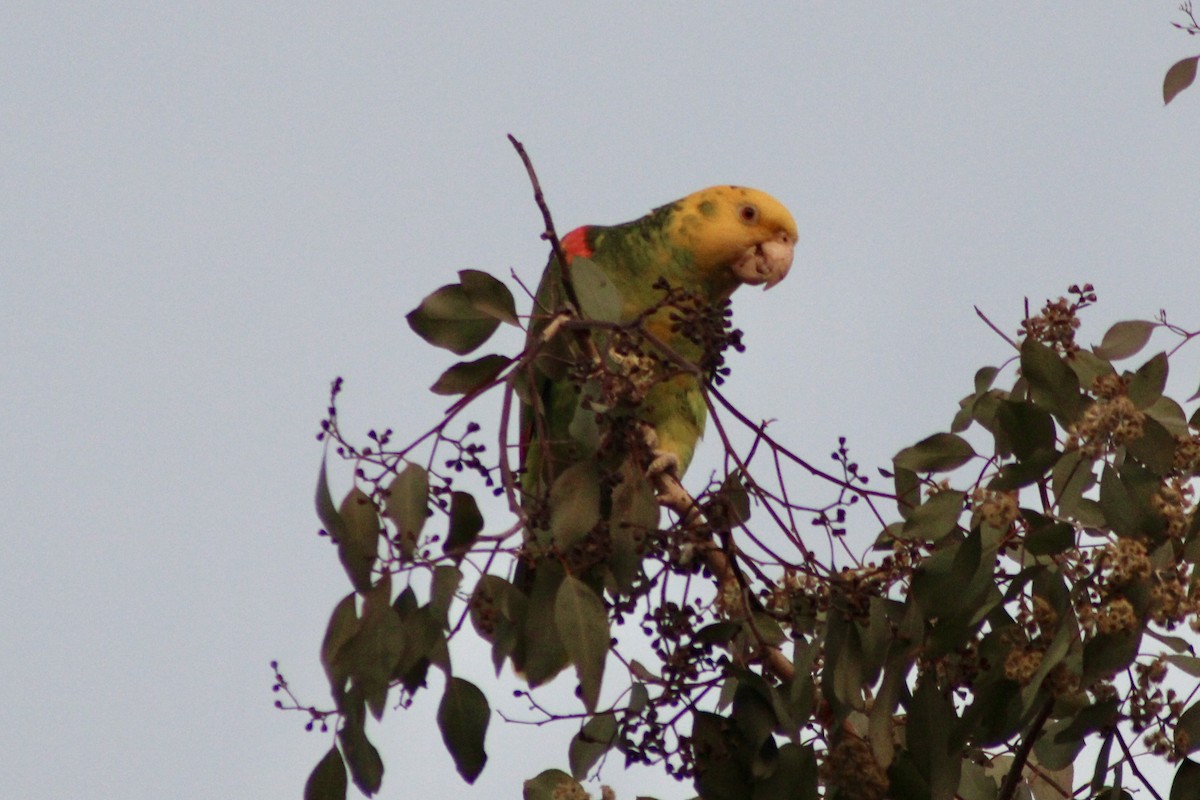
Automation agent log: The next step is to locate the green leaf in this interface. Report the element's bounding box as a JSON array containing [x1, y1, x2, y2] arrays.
[[431, 354, 511, 395], [335, 576, 405, 720], [1083, 631, 1140, 683], [1164, 55, 1200, 105], [304, 746, 348, 800], [907, 675, 959, 800], [1069, 349, 1117, 390], [1100, 462, 1165, 540], [956, 758, 997, 800], [1125, 416, 1177, 476], [1128, 352, 1169, 409], [438, 677, 490, 783], [995, 400, 1056, 462], [459, 269, 518, 325], [1052, 699, 1118, 748], [1028, 736, 1078, 792], [568, 713, 617, 780], [569, 257, 623, 322], [716, 471, 752, 527], [894, 466, 921, 520], [1172, 759, 1200, 800], [749, 612, 788, 647], [900, 490, 965, 542], [1089, 730, 1115, 795], [731, 682, 778, 771], [548, 460, 601, 549], [989, 458, 1056, 491], [753, 742, 819, 800], [468, 575, 525, 673], [429, 565, 462, 625], [523, 770, 582, 800], [975, 366, 1000, 393], [1147, 629, 1193, 654], [894, 433, 975, 473], [1020, 338, 1086, 422], [555, 576, 610, 712], [1093, 320, 1155, 360], [567, 397, 600, 455], [407, 283, 500, 355], [444, 491, 484, 559], [1099, 465, 1137, 539], [337, 715, 384, 796], [1177, 703, 1200, 756], [1026, 519, 1074, 557], [316, 456, 345, 540], [391, 604, 446, 692], [692, 711, 752, 800], [1146, 395, 1191, 436], [608, 466, 659, 595], [1166, 655, 1200, 678], [1051, 450, 1095, 520], [384, 463, 428, 563], [320, 592, 360, 700], [336, 488, 380, 593], [514, 561, 569, 686]]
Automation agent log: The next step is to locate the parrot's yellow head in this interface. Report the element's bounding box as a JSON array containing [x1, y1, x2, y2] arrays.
[[667, 186, 798, 296]]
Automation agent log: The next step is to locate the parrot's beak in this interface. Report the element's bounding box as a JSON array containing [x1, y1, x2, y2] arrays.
[[731, 232, 795, 289]]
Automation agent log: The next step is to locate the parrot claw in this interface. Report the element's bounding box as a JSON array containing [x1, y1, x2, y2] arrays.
[[640, 425, 679, 477], [640, 424, 691, 509], [646, 450, 681, 479]]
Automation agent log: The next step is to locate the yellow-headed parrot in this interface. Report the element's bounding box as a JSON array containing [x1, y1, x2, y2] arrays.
[[508, 186, 796, 686]]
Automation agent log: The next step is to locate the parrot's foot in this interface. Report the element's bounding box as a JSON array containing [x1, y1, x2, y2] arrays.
[[645, 450, 680, 479], [640, 425, 691, 510], [640, 425, 680, 478]]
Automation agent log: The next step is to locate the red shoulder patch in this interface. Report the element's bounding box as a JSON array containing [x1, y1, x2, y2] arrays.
[[560, 226, 593, 263]]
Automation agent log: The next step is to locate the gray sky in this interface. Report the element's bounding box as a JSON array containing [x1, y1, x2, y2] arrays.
[[4, 4, 1200, 799]]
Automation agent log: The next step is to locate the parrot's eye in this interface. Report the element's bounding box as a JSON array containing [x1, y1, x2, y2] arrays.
[[738, 204, 759, 224]]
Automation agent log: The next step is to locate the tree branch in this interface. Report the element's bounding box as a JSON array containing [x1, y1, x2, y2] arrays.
[[507, 134, 583, 314], [997, 699, 1055, 800]]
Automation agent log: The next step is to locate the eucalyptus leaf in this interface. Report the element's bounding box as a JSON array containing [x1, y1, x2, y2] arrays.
[[554, 576, 610, 712], [1093, 320, 1155, 360], [1171, 759, 1200, 800], [407, 283, 500, 355], [384, 463, 428, 563], [1128, 351, 1169, 409], [1020, 338, 1086, 422], [568, 713, 617, 780], [894, 432, 975, 473], [444, 491, 484, 559], [1164, 55, 1200, 105], [337, 487, 380, 593], [548, 460, 601, 549], [431, 354, 510, 395], [338, 715, 384, 796], [437, 677, 490, 783], [304, 746, 348, 800], [459, 269, 518, 325]]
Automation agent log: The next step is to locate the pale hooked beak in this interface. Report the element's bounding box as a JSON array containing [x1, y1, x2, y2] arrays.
[[730, 231, 796, 289]]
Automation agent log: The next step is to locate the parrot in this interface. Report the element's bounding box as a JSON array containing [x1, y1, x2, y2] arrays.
[[520, 185, 797, 498], [508, 185, 797, 687]]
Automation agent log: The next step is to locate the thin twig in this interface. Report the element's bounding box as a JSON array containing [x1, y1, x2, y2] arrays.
[[1114, 729, 1165, 800], [975, 305, 1020, 350], [997, 699, 1055, 800], [507, 134, 582, 313]]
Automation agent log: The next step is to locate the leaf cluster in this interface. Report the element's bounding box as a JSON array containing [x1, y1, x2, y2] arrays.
[[290, 248, 1200, 800]]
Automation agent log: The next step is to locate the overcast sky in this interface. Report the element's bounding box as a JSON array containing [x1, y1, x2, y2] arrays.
[[4, 4, 1200, 799]]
